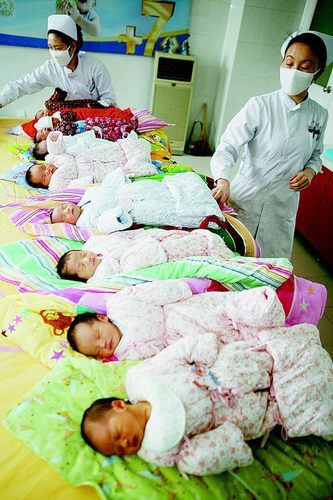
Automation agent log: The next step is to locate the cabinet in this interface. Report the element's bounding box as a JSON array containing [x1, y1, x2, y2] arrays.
[[296, 165, 333, 267], [151, 52, 196, 154]]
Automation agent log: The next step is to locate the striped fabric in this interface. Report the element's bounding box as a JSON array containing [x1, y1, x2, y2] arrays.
[[0, 236, 292, 298]]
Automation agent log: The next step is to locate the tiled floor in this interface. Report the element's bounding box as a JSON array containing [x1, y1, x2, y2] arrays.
[[180, 153, 333, 358]]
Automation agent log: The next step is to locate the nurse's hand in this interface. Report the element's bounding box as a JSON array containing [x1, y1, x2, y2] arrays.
[[212, 178, 230, 203], [289, 167, 315, 192]]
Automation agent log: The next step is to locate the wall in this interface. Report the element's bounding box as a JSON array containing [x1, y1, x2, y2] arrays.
[[0, 0, 330, 148], [0, 46, 154, 117], [212, 0, 308, 146]]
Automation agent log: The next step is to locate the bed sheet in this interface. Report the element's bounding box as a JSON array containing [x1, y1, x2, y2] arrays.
[[0, 118, 332, 499]]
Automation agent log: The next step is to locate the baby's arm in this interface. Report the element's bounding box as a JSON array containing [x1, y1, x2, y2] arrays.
[[223, 286, 285, 329], [138, 421, 252, 475], [176, 422, 253, 475], [46, 131, 67, 155], [109, 279, 193, 306]]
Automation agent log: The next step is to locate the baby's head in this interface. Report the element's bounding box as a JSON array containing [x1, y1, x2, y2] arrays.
[[25, 162, 57, 188], [77, 0, 95, 14], [33, 140, 48, 160], [35, 109, 49, 120], [81, 397, 144, 456], [57, 249, 102, 281], [67, 311, 122, 358], [51, 202, 82, 224], [35, 127, 53, 142]]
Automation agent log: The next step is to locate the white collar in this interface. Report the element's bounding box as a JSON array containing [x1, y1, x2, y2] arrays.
[[126, 376, 186, 453]]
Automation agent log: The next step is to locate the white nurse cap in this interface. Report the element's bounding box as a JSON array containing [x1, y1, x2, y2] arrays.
[[281, 31, 333, 66], [48, 14, 78, 41]]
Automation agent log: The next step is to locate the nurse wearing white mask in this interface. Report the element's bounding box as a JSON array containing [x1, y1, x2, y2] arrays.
[[211, 32, 332, 258], [0, 14, 116, 109]]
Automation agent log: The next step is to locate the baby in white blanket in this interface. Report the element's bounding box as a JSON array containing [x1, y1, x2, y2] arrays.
[[51, 170, 226, 233]]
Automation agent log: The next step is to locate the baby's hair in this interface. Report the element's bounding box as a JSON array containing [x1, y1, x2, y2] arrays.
[[57, 249, 86, 282], [81, 397, 129, 453], [33, 143, 47, 161], [67, 311, 99, 351], [25, 164, 47, 189]]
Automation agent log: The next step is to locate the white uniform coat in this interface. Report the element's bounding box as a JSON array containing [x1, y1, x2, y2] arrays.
[[211, 90, 328, 258], [0, 52, 116, 107]]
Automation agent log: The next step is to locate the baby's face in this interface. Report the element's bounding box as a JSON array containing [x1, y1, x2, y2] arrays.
[[35, 109, 49, 120], [29, 162, 57, 187], [84, 401, 144, 456], [36, 127, 52, 142], [66, 250, 101, 281], [74, 315, 122, 358], [52, 203, 82, 224], [77, 0, 94, 13]]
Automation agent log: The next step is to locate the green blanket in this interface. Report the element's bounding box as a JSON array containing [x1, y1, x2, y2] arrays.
[[5, 356, 333, 499], [0, 237, 292, 294]]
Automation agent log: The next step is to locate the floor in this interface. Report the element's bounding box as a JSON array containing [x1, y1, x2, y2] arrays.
[[180, 153, 333, 358]]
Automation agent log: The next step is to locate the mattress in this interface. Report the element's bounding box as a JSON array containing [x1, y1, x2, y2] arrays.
[[0, 118, 332, 499]]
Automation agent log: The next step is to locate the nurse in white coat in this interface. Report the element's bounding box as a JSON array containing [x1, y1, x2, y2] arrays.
[[211, 32, 331, 258], [0, 14, 116, 109]]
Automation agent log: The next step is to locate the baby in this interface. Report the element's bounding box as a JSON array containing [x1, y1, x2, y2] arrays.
[[56, 229, 235, 282], [67, 281, 287, 360], [66, 278, 327, 361], [50, 169, 228, 233], [81, 328, 333, 475], [26, 130, 155, 191], [67, 312, 122, 359]]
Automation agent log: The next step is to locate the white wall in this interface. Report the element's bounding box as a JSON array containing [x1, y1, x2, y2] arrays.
[[212, 0, 307, 146], [0, 46, 154, 117]]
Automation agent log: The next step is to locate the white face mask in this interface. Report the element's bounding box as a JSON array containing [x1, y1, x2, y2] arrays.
[[280, 67, 318, 96], [49, 45, 74, 67]]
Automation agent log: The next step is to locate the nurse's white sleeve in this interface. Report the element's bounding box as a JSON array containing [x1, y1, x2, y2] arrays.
[[93, 61, 117, 106], [0, 62, 52, 107], [304, 109, 328, 174], [210, 97, 260, 181]]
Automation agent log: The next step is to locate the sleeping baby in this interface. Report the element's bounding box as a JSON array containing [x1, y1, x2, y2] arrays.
[[67, 280, 286, 360], [25, 130, 156, 191], [66, 278, 327, 361], [80, 322, 332, 476], [56, 229, 234, 282], [50, 170, 228, 233]]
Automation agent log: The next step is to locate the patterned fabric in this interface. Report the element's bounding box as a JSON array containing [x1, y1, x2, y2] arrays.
[[106, 280, 286, 360], [45, 130, 156, 191], [0, 235, 292, 297], [84, 116, 138, 141], [45, 87, 106, 112], [85, 228, 234, 281], [126, 327, 333, 475], [4, 353, 333, 499]]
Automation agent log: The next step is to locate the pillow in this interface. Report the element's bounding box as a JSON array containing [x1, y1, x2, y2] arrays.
[[4, 356, 146, 499], [131, 108, 174, 133], [1, 161, 49, 192], [8, 124, 32, 139], [0, 292, 95, 368]]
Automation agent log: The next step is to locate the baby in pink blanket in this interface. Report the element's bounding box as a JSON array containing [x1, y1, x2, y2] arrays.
[[67, 277, 326, 361], [56, 228, 234, 282], [25, 130, 156, 191], [80, 323, 332, 475]]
